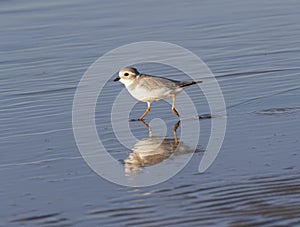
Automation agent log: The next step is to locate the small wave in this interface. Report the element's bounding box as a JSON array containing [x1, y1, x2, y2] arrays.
[[12, 86, 77, 97], [254, 107, 300, 115], [10, 213, 70, 226]]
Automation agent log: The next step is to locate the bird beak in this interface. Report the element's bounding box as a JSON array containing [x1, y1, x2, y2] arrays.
[[114, 77, 120, 82]]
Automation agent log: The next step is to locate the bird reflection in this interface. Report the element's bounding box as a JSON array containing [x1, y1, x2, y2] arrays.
[[124, 120, 198, 173]]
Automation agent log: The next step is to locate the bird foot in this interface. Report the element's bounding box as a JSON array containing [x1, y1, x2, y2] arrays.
[[172, 108, 180, 117]]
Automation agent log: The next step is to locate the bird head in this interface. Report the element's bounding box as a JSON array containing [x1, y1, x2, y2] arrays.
[[114, 67, 140, 86]]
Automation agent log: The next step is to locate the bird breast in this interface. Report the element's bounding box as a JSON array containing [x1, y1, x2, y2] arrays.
[[128, 85, 173, 102]]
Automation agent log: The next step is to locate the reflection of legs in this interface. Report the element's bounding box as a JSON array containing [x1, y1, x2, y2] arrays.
[[171, 94, 179, 117], [139, 119, 152, 137], [139, 102, 151, 120], [173, 121, 180, 146]]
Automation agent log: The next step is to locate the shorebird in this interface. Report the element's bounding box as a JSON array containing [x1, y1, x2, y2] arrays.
[[114, 67, 202, 120]]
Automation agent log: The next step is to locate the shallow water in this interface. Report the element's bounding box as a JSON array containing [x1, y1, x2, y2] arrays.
[[1, 0, 300, 226]]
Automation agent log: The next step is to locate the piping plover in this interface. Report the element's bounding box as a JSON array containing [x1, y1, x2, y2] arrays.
[[114, 67, 202, 120]]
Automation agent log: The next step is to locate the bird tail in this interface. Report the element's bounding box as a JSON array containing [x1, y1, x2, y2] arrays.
[[179, 80, 202, 88]]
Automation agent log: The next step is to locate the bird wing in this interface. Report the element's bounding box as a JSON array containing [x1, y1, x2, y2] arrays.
[[177, 81, 202, 87], [138, 74, 180, 90], [138, 74, 201, 89]]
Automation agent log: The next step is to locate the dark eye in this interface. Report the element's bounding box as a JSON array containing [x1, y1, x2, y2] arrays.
[[124, 73, 129, 76]]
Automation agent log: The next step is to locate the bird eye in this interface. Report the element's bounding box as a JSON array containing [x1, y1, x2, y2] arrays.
[[124, 73, 129, 76]]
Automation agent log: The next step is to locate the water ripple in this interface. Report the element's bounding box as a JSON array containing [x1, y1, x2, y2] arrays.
[[92, 172, 300, 226]]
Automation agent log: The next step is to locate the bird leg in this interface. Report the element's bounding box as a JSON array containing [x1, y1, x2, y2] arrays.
[[173, 121, 180, 146], [139, 102, 151, 120], [171, 94, 179, 117], [139, 119, 153, 137]]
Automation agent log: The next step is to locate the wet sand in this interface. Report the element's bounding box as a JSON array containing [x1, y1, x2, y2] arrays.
[[1, 0, 300, 226]]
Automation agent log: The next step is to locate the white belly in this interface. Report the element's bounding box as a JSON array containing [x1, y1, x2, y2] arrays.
[[128, 86, 176, 102]]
